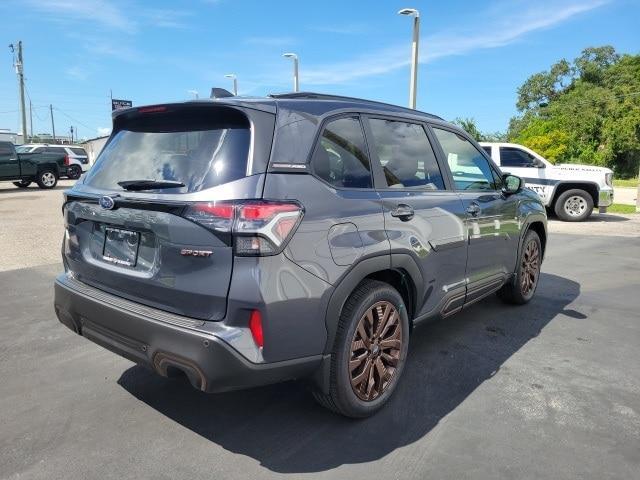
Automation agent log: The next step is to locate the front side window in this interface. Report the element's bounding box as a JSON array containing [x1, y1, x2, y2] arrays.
[[312, 117, 372, 189], [369, 119, 445, 190], [433, 128, 498, 191], [482, 146, 492, 156], [0, 143, 15, 156], [500, 147, 536, 167]]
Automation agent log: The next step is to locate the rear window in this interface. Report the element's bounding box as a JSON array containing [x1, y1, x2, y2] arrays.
[[69, 148, 87, 156], [84, 108, 251, 193]]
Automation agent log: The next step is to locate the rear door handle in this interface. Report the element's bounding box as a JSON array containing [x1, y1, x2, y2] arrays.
[[390, 204, 415, 221], [466, 202, 481, 217]]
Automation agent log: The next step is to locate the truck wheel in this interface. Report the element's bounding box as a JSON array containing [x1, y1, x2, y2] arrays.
[[67, 165, 81, 180], [498, 229, 542, 305], [312, 280, 409, 417], [13, 180, 32, 188], [36, 170, 58, 189], [554, 189, 593, 222]]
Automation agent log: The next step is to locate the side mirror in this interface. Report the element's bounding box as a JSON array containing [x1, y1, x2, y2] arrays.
[[502, 174, 523, 195]]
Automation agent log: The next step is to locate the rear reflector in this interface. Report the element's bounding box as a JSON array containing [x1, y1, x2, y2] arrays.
[[182, 200, 303, 256], [249, 310, 264, 348]]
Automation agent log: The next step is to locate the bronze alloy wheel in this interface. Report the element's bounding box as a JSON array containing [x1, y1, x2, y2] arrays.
[[521, 239, 540, 296], [349, 300, 403, 402]]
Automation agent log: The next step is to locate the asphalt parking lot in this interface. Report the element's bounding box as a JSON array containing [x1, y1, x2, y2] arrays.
[[1, 181, 639, 479]]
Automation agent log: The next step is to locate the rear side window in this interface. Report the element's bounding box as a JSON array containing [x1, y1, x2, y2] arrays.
[[499, 147, 536, 167], [368, 119, 444, 190], [312, 117, 372, 189], [70, 148, 87, 156], [433, 128, 499, 191], [84, 108, 251, 193]]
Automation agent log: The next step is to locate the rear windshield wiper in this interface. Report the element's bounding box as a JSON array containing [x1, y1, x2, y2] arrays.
[[117, 179, 185, 191]]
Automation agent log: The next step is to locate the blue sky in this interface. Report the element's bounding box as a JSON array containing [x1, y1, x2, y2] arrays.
[[1, 0, 638, 140]]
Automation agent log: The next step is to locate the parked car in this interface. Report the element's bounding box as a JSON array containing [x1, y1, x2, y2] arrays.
[[0, 140, 69, 188], [480, 142, 614, 222], [16, 144, 89, 180], [54, 94, 547, 417]]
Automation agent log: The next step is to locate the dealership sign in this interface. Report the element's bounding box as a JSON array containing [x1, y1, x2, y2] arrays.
[[111, 99, 132, 111]]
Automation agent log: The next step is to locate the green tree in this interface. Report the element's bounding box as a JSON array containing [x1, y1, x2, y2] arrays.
[[509, 46, 640, 177], [452, 117, 507, 143]]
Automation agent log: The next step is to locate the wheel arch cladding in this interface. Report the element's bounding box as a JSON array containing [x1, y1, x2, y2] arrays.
[[323, 254, 424, 355], [527, 221, 547, 259]]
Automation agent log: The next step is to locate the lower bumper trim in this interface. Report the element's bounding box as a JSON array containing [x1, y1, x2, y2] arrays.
[[54, 274, 322, 393]]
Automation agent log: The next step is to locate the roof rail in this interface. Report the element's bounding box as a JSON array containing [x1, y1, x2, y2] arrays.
[[268, 91, 443, 120]]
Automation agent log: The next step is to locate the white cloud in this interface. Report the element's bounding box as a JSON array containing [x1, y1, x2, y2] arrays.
[[24, 0, 136, 32], [141, 9, 193, 29], [301, 0, 611, 85], [65, 65, 89, 81], [97, 127, 112, 136]]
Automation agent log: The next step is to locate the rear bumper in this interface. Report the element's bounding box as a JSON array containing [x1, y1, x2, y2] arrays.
[[54, 273, 321, 393]]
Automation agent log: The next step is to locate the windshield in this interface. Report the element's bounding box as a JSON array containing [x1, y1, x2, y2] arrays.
[[84, 121, 251, 193]]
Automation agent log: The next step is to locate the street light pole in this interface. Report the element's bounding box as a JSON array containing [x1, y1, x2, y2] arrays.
[[225, 74, 238, 95], [283, 53, 299, 92], [398, 8, 420, 109]]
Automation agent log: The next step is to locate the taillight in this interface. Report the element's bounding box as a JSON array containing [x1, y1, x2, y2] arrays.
[[182, 200, 303, 256], [64, 154, 70, 166]]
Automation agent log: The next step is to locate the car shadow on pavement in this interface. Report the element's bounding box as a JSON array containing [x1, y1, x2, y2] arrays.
[[118, 272, 580, 474]]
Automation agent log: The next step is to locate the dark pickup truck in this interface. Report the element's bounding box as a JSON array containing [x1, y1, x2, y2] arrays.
[[0, 141, 70, 189]]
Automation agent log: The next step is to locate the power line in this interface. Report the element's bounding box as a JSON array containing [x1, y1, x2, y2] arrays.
[[53, 106, 96, 133]]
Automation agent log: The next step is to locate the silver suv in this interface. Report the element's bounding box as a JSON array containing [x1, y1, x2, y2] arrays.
[[54, 93, 547, 417], [17, 144, 88, 179]]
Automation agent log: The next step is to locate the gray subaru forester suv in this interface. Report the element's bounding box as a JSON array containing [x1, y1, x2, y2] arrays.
[[54, 92, 547, 417]]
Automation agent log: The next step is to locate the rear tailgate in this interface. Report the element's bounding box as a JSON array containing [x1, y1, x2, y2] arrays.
[[62, 103, 274, 320], [63, 197, 234, 320]]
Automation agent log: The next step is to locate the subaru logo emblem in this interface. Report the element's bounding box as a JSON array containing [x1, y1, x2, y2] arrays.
[[99, 196, 116, 210]]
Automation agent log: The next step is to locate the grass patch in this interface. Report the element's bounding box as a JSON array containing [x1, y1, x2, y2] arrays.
[[613, 178, 639, 188], [606, 203, 637, 214]]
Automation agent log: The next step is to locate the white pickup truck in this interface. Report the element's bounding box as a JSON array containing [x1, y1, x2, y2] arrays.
[[480, 142, 614, 221]]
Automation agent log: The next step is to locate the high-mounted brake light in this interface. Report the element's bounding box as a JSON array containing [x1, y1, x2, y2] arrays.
[[182, 200, 303, 256], [138, 106, 167, 114]]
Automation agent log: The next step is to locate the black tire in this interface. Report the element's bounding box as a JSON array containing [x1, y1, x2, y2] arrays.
[[13, 180, 31, 188], [554, 189, 593, 222], [67, 165, 82, 180], [498, 229, 542, 305], [36, 169, 58, 189], [312, 279, 410, 418]]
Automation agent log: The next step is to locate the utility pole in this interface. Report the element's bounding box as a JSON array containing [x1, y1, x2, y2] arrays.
[[13, 41, 28, 144], [50, 104, 56, 142], [29, 100, 33, 142], [70, 126, 74, 144]]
